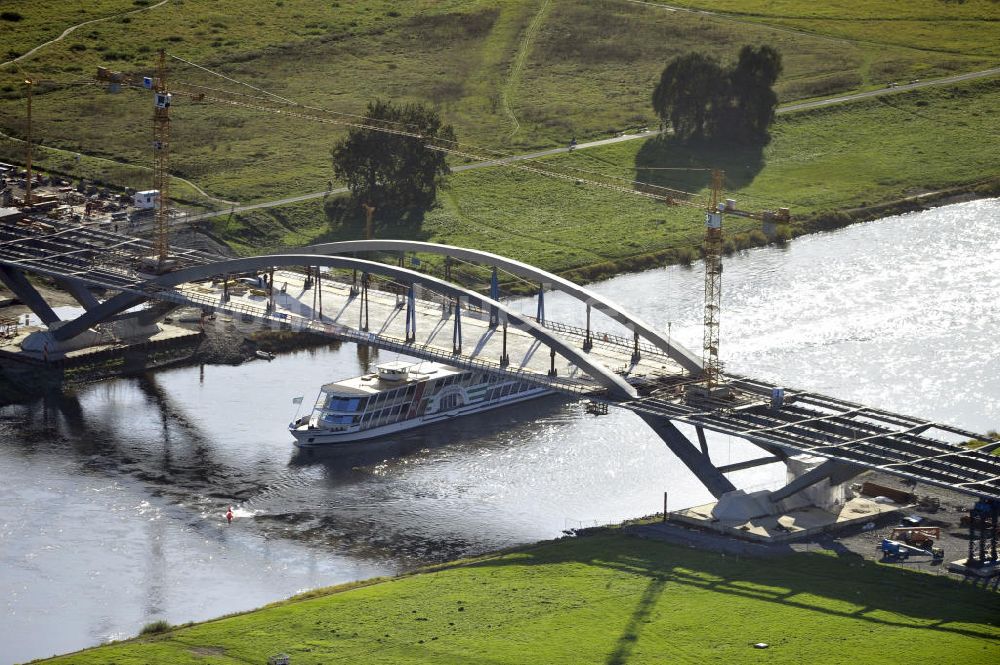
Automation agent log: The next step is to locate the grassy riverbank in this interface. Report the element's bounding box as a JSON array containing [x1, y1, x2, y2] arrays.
[[652, 0, 1000, 60], [1, 0, 996, 203], [39, 532, 1000, 664], [214, 76, 1000, 281]]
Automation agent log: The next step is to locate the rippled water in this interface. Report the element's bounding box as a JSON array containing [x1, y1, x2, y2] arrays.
[[1, 199, 997, 663]]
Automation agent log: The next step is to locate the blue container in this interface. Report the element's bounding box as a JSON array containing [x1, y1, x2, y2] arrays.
[[771, 387, 784, 409]]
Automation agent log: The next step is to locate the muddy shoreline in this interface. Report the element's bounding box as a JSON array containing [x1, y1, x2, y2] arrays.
[[0, 308, 338, 407]]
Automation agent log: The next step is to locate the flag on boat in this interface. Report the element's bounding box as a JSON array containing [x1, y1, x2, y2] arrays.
[[291, 396, 304, 405]]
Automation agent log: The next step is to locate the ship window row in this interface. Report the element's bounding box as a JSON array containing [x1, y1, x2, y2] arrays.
[[365, 384, 417, 411], [484, 381, 533, 401], [323, 396, 363, 413], [436, 373, 476, 388], [321, 413, 359, 425], [361, 403, 408, 429]]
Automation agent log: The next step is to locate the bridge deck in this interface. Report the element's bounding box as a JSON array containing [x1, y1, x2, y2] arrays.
[[618, 377, 1000, 500], [2, 218, 998, 500]]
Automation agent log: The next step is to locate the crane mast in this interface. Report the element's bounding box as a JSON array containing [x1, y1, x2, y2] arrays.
[[13, 65, 36, 208], [152, 49, 171, 269], [702, 169, 724, 391]]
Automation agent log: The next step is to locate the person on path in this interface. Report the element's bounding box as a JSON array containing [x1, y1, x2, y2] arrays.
[[226, 506, 234, 525]]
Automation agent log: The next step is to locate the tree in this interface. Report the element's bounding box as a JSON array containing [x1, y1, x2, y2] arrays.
[[331, 99, 456, 212], [651, 53, 723, 141], [652, 46, 782, 143], [728, 45, 783, 140]]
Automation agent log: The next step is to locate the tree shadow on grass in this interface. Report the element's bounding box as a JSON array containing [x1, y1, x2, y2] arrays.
[[634, 135, 766, 199], [464, 533, 1000, 659]]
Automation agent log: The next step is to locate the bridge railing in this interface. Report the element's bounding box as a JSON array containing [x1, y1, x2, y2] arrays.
[[314, 271, 679, 364], [534, 318, 677, 362], [146, 284, 605, 397]]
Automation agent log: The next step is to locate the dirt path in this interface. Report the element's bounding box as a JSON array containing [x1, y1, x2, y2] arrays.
[[0, 0, 172, 69], [501, 0, 551, 139]]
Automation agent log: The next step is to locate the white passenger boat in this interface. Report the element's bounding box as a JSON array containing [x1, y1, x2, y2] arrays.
[[289, 361, 552, 446]]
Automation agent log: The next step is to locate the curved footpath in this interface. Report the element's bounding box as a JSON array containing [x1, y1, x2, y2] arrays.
[[0, 0, 172, 69]]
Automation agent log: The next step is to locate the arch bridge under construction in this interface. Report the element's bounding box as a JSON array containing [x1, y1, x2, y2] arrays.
[[1, 217, 998, 548]]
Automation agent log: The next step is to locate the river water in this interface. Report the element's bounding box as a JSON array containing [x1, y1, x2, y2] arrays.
[[2, 199, 998, 663]]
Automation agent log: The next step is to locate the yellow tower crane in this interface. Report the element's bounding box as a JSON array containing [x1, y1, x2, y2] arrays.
[[11, 63, 42, 207], [151, 49, 172, 269], [695, 170, 790, 398], [96, 50, 174, 269], [22, 74, 34, 207], [701, 169, 725, 393]]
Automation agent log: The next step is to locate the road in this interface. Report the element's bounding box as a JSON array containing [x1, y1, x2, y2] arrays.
[[777, 66, 1000, 113], [182, 65, 999, 223]]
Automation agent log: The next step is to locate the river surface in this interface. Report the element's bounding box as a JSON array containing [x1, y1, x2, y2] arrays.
[[2, 199, 998, 663]]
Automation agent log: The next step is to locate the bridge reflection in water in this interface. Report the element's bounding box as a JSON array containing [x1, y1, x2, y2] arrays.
[[0, 219, 998, 510]]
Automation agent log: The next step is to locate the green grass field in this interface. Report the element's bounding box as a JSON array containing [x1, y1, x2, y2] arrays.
[[39, 533, 1000, 664], [1, 0, 996, 206], [216, 77, 1000, 281], [652, 0, 1000, 59]]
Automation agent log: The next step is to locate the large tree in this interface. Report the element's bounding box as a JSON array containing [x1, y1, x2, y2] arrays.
[[651, 53, 723, 141], [727, 45, 783, 140], [652, 46, 782, 143], [332, 99, 456, 212]]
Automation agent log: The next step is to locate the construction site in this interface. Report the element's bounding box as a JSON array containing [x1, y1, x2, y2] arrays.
[[2, 4, 1000, 661], [1, 45, 998, 582]]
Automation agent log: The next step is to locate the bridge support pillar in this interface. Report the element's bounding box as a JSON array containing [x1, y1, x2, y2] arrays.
[[452, 297, 462, 354], [500, 319, 509, 367], [638, 415, 736, 499], [268, 268, 275, 315], [316, 267, 322, 320], [695, 426, 709, 456], [359, 273, 369, 332], [0, 266, 60, 325], [489, 267, 499, 328], [404, 284, 416, 342], [50, 291, 149, 342], [55, 277, 100, 310], [766, 458, 863, 505], [536, 284, 545, 324]]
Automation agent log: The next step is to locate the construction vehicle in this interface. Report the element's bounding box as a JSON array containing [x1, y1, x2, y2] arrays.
[[878, 538, 944, 561], [890, 526, 940, 549]]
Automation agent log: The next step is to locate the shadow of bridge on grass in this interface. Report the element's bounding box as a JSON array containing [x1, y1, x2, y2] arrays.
[[463, 533, 1000, 664]]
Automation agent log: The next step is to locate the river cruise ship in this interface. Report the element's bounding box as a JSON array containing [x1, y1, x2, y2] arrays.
[[289, 361, 551, 446]]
